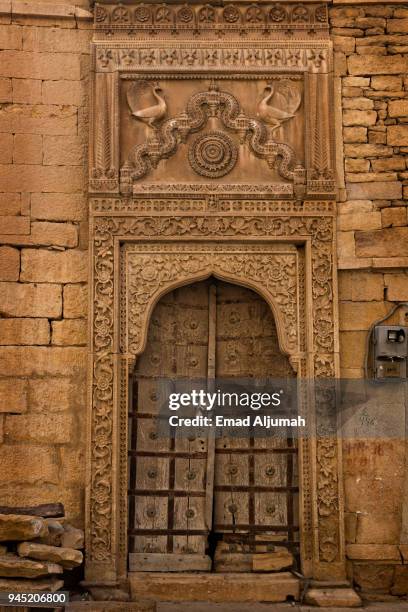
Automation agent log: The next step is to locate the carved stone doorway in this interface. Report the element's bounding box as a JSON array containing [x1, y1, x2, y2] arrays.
[[128, 278, 299, 573]]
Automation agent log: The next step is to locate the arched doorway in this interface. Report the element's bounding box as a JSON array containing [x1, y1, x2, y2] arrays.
[[128, 278, 299, 572]]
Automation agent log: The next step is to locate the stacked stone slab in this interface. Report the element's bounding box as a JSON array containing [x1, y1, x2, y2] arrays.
[[0, 505, 83, 593]]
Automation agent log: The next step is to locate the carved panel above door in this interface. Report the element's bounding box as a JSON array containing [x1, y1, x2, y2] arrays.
[[90, 1, 335, 199]]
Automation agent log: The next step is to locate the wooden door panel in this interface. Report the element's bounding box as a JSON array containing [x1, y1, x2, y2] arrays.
[[174, 458, 206, 491], [214, 491, 250, 528], [135, 457, 169, 490], [254, 493, 287, 526], [214, 454, 249, 487], [135, 418, 169, 452]]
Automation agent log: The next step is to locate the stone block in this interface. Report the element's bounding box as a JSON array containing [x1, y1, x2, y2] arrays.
[[389, 99, 408, 117], [337, 212, 381, 232], [388, 19, 408, 34], [0, 215, 29, 234], [371, 75, 402, 91], [17, 542, 83, 569], [4, 413, 74, 444], [356, 513, 400, 545], [30, 222, 78, 248], [60, 524, 84, 550], [20, 249, 87, 283], [388, 124, 408, 145], [334, 51, 347, 76], [13, 133, 42, 165], [0, 514, 48, 542], [353, 564, 394, 591], [345, 512, 357, 543], [338, 271, 384, 302], [63, 284, 87, 318], [343, 97, 374, 111], [347, 182, 402, 200], [31, 193, 86, 222], [339, 331, 366, 368], [345, 159, 369, 173], [35, 519, 64, 547], [42, 79, 85, 107], [0, 24, 21, 49], [344, 144, 393, 158], [355, 227, 408, 257], [0, 77, 11, 102], [332, 35, 355, 54], [339, 201, 373, 215], [28, 377, 84, 413], [339, 301, 388, 331], [43, 135, 85, 167], [2, 103, 77, 136], [343, 77, 370, 87], [337, 231, 355, 260], [346, 172, 397, 183], [343, 127, 367, 143], [343, 109, 377, 126], [0, 164, 85, 193], [0, 379, 27, 413], [0, 576, 63, 592], [51, 319, 87, 346], [0, 246, 19, 280], [347, 544, 401, 562], [348, 54, 408, 75], [391, 566, 408, 596], [0, 282, 61, 318], [304, 588, 361, 608], [0, 194, 20, 216], [59, 447, 86, 486], [0, 554, 61, 578], [22, 26, 91, 54], [381, 207, 407, 227], [371, 157, 406, 171], [0, 51, 81, 80], [384, 273, 408, 300], [12, 78, 41, 104], [0, 318, 50, 345], [0, 347, 87, 377]]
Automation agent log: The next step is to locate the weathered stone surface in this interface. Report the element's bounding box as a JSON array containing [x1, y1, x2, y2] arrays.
[[347, 182, 402, 200], [355, 227, 408, 257], [63, 284, 87, 318], [13, 133, 42, 164], [346, 172, 397, 183], [345, 159, 369, 173], [337, 231, 355, 260], [252, 548, 294, 572], [0, 554, 62, 578], [384, 273, 408, 300], [345, 512, 357, 543], [51, 319, 87, 346], [4, 413, 74, 444], [31, 193, 86, 222], [387, 124, 408, 146], [0, 576, 64, 592], [344, 144, 393, 158], [42, 80, 85, 107], [0, 51, 81, 81], [381, 207, 407, 227], [353, 564, 394, 591], [12, 78, 42, 104], [0, 246, 19, 280], [343, 109, 377, 126], [43, 134, 85, 166], [28, 377, 84, 413], [346, 544, 401, 561], [34, 519, 64, 547], [0, 193, 21, 216], [0, 282, 61, 318], [337, 212, 381, 231], [371, 75, 402, 90], [356, 512, 400, 545], [20, 249, 87, 283], [304, 587, 362, 607], [339, 331, 366, 368], [0, 379, 27, 414], [0, 504, 64, 519], [349, 54, 408, 75], [339, 200, 373, 215], [0, 445, 59, 486], [391, 566, 408, 596], [343, 127, 367, 143], [18, 541, 83, 569], [339, 302, 388, 331], [343, 76, 370, 87], [60, 524, 84, 550], [371, 157, 406, 171], [0, 215, 29, 235], [338, 271, 384, 301], [0, 514, 48, 542], [30, 221, 78, 248], [389, 99, 408, 117], [0, 318, 50, 345]]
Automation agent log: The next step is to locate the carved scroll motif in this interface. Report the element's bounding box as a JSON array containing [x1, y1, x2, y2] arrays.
[[121, 82, 302, 192], [91, 73, 118, 193]]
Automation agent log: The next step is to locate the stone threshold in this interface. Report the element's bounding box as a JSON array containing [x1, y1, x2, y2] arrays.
[[129, 571, 300, 603]]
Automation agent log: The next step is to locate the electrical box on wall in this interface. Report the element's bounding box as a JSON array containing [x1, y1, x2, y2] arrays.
[[373, 325, 408, 380]]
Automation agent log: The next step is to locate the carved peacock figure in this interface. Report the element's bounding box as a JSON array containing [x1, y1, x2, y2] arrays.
[[127, 81, 167, 128], [258, 81, 301, 132]]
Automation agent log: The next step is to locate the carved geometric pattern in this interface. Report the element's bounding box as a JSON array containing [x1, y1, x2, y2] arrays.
[[188, 131, 238, 178]]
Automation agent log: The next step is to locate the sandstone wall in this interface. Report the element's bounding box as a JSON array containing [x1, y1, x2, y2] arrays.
[[332, 3, 408, 597], [0, 2, 92, 525]]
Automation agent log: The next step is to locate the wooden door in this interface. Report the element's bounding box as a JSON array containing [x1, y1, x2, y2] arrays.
[[128, 279, 298, 571]]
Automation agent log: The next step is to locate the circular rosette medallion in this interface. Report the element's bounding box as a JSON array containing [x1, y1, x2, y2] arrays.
[[188, 131, 238, 178]]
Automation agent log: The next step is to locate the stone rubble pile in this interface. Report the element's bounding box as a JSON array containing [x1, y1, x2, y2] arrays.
[[0, 504, 84, 593]]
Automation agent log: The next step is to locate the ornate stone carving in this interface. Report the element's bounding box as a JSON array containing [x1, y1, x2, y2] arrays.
[[121, 82, 300, 192], [188, 131, 238, 178]]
